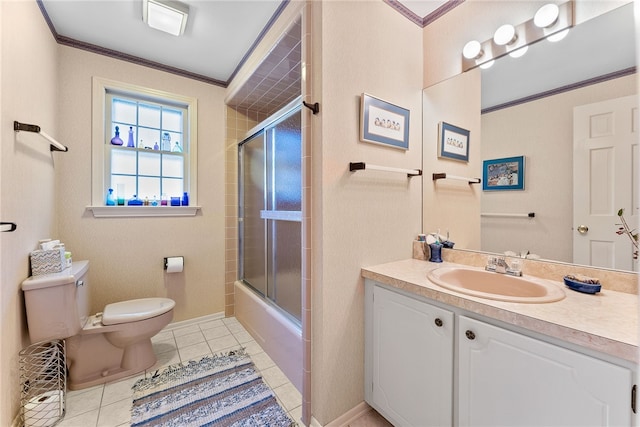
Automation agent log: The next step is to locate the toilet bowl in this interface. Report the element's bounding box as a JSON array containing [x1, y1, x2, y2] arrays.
[[22, 261, 175, 390]]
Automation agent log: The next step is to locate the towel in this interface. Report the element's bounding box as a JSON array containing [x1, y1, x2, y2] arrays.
[[565, 274, 600, 284]]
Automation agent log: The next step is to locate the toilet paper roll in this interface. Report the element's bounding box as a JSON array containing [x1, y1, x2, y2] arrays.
[[164, 256, 184, 273], [23, 390, 63, 427]]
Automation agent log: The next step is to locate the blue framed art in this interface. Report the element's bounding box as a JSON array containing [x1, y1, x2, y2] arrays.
[[360, 93, 410, 150], [438, 122, 470, 162], [482, 156, 525, 191]]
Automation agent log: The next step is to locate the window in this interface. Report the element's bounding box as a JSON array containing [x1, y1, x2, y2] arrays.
[[90, 77, 198, 217]]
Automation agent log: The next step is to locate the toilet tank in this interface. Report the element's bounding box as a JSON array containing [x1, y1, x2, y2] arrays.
[[22, 260, 90, 343]]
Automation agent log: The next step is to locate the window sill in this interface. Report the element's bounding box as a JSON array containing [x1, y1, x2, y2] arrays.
[[87, 206, 200, 218]]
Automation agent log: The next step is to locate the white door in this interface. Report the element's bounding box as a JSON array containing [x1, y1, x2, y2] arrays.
[[458, 316, 633, 427], [573, 95, 638, 271]]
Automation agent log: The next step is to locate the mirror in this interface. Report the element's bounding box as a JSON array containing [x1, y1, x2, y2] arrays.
[[423, 2, 638, 272]]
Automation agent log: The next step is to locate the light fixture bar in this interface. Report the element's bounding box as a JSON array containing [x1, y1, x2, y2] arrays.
[[462, 0, 573, 72], [143, 0, 189, 36]]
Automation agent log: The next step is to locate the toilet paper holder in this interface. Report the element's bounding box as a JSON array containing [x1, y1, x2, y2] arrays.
[[164, 256, 184, 272]]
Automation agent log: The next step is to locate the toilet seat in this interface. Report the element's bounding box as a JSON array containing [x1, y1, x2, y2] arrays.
[[102, 298, 175, 325]]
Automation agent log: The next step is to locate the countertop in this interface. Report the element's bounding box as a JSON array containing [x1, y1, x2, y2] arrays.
[[362, 258, 638, 364]]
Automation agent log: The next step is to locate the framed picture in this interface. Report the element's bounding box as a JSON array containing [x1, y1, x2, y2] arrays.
[[482, 156, 525, 191], [438, 122, 470, 162], [360, 93, 410, 150]]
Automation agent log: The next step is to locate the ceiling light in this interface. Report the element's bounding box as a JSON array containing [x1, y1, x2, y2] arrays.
[[547, 28, 569, 42], [143, 0, 189, 36], [463, 40, 483, 59], [534, 4, 560, 28], [494, 24, 517, 46], [509, 45, 528, 58]]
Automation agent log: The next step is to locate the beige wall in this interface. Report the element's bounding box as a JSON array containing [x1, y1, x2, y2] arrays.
[[311, 1, 423, 423], [481, 74, 637, 262], [56, 46, 227, 322], [1, 1, 59, 424]]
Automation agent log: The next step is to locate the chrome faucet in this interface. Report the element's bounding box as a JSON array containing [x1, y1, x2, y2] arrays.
[[485, 256, 522, 277]]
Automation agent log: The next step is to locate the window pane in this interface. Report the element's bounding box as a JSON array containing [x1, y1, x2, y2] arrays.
[[160, 131, 184, 152], [139, 104, 161, 128], [162, 177, 183, 198], [139, 151, 161, 176], [269, 111, 301, 211], [111, 148, 136, 175], [138, 127, 160, 150], [112, 98, 136, 125], [162, 108, 182, 132], [162, 154, 184, 178], [138, 177, 161, 200]]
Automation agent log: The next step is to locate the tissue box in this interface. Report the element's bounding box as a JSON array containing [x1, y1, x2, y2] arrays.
[[30, 249, 65, 276]]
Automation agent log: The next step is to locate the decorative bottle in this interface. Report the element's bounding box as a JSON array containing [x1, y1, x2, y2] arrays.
[[110, 126, 123, 145], [127, 127, 135, 147], [172, 141, 182, 152], [106, 188, 115, 206], [162, 132, 171, 151], [153, 141, 159, 150], [181, 192, 189, 206]]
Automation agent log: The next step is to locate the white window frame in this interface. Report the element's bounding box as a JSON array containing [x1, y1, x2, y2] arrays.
[[88, 77, 199, 217]]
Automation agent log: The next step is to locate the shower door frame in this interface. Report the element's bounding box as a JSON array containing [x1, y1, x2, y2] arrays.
[[238, 97, 303, 327]]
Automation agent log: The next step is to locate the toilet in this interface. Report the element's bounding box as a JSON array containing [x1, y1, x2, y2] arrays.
[[21, 260, 175, 390]]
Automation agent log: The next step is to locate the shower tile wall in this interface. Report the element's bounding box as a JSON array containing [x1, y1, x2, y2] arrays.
[[225, 106, 258, 317]]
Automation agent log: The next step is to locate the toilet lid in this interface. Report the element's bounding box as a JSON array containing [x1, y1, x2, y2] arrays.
[[102, 298, 175, 325]]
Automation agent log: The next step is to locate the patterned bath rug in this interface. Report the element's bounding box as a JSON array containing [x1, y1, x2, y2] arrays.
[[130, 348, 297, 427]]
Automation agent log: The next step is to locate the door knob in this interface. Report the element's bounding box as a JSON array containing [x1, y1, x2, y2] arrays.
[[577, 225, 589, 234]]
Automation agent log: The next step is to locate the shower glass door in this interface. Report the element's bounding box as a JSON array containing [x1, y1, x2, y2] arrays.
[[239, 107, 302, 323]]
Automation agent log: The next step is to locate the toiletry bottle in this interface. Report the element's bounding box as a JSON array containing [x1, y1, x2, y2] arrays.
[[106, 188, 115, 206], [127, 127, 135, 147], [110, 126, 123, 145], [182, 192, 189, 206]]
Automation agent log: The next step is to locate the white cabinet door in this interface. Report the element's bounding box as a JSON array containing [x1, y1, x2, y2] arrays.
[[369, 285, 454, 427], [458, 316, 633, 427]]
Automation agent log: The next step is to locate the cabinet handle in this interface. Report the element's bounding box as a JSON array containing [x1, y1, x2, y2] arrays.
[[434, 318, 443, 327], [465, 330, 476, 340]]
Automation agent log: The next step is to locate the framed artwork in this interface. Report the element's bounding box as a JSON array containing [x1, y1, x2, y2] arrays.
[[438, 122, 470, 162], [482, 156, 525, 191], [360, 93, 410, 150]]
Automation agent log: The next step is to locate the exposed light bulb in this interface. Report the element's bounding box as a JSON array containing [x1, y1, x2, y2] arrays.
[[534, 4, 560, 28], [479, 60, 495, 70], [463, 40, 483, 59], [494, 24, 517, 46], [547, 28, 569, 42], [509, 45, 528, 58]]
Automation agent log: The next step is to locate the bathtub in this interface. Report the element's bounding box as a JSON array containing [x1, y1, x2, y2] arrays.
[[234, 281, 302, 392]]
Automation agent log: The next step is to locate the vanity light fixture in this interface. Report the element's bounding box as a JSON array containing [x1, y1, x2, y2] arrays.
[[461, 0, 573, 72], [509, 45, 529, 58], [534, 3, 560, 28], [463, 40, 484, 60], [493, 24, 517, 46], [143, 0, 189, 36]]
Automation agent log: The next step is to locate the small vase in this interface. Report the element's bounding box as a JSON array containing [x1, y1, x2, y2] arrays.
[[110, 126, 123, 146], [127, 127, 135, 147], [429, 243, 443, 263]]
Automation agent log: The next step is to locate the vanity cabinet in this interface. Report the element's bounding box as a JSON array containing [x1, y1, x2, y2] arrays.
[[458, 316, 633, 427], [365, 284, 454, 427], [365, 280, 636, 427]]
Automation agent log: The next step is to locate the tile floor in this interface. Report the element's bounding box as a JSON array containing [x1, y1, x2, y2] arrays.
[[58, 316, 302, 427]]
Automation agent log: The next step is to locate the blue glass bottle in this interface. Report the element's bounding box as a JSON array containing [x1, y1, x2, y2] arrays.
[[106, 188, 115, 206], [110, 126, 123, 145], [127, 127, 135, 147], [181, 192, 189, 206]]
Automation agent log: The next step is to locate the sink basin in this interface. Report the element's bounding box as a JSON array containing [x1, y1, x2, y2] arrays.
[[427, 267, 565, 303]]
